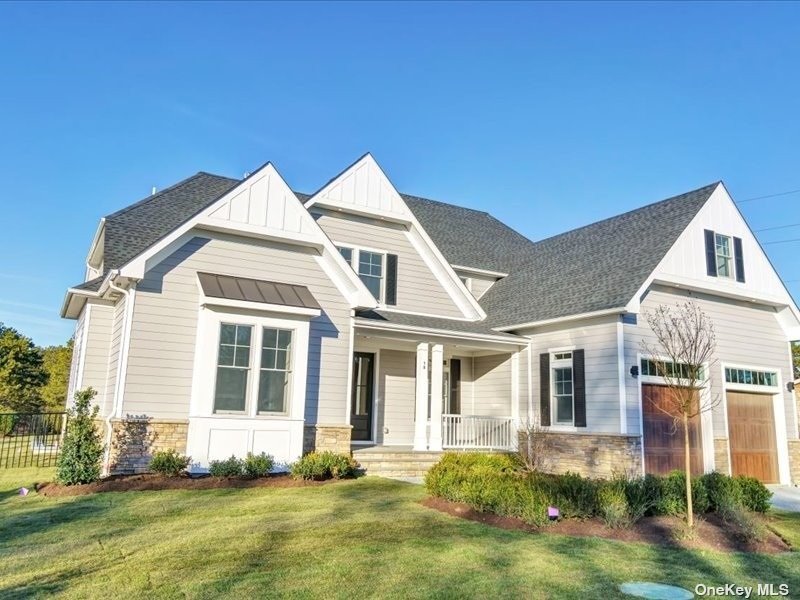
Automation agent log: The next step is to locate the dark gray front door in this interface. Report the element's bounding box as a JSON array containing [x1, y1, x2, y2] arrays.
[[351, 352, 375, 441]]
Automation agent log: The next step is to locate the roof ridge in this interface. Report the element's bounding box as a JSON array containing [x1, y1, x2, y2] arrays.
[[530, 181, 721, 248], [105, 172, 232, 220]]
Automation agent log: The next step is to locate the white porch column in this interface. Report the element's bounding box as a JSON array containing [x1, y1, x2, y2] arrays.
[[511, 350, 520, 424], [413, 342, 430, 451], [429, 344, 444, 451]]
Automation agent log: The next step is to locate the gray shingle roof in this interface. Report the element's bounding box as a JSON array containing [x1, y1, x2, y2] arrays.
[[355, 310, 525, 342], [402, 194, 534, 273], [70, 275, 104, 292], [73, 165, 720, 333], [104, 172, 239, 270], [480, 183, 720, 328]]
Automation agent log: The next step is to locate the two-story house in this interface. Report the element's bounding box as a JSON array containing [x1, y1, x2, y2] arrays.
[[62, 154, 800, 484]]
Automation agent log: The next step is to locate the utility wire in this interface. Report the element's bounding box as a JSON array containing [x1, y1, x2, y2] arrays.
[[754, 223, 800, 233], [737, 188, 800, 203], [762, 237, 800, 245]]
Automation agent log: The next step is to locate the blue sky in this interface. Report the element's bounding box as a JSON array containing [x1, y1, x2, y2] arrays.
[[1, 2, 799, 346]]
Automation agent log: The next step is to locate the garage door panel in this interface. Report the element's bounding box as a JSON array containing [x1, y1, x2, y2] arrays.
[[727, 391, 779, 483], [642, 384, 704, 476]]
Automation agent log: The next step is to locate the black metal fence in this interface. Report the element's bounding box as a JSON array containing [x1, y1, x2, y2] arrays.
[[0, 412, 67, 468]]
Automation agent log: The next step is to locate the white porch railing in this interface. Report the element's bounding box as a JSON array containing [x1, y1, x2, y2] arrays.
[[441, 414, 517, 451]]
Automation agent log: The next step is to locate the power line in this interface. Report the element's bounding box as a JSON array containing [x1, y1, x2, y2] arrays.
[[754, 223, 800, 233], [762, 237, 800, 245], [737, 188, 800, 203]]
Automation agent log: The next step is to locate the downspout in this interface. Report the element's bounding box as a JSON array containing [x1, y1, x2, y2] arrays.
[[102, 273, 133, 475]]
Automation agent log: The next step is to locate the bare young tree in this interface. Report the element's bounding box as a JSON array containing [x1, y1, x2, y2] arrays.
[[518, 416, 553, 473], [641, 301, 719, 528]]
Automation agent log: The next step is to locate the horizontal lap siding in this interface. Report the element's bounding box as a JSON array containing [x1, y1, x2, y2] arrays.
[[629, 285, 797, 440], [314, 211, 463, 318], [81, 304, 113, 413], [528, 319, 621, 434], [124, 234, 351, 423], [102, 298, 126, 418], [378, 350, 415, 445], [472, 354, 512, 417]]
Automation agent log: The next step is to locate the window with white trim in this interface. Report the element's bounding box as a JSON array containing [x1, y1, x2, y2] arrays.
[[641, 358, 703, 380], [551, 352, 574, 425], [715, 233, 733, 278], [213, 323, 293, 415], [725, 367, 778, 388], [358, 250, 383, 300], [337, 246, 353, 266]]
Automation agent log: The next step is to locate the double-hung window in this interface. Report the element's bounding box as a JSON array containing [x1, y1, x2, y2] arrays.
[[551, 352, 574, 426], [337, 245, 385, 302], [715, 233, 733, 278], [213, 324, 293, 415]]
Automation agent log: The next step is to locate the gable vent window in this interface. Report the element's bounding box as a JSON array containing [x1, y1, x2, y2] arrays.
[[705, 230, 745, 282]]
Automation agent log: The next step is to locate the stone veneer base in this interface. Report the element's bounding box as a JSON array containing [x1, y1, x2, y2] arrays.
[[521, 431, 643, 479], [713, 438, 731, 475], [108, 417, 189, 474], [789, 439, 800, 485], [303, 424, 353, 455]]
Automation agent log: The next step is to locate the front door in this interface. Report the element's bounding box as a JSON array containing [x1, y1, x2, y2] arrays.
[[351, 352, 375, 441]]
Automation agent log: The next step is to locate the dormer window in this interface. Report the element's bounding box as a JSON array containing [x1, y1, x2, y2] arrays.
[[704, 230, 745, 283], [336, 244, 397, 305]]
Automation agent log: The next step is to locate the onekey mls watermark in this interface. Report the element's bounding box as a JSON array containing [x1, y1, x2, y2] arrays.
[[695, 583, 790, 598]]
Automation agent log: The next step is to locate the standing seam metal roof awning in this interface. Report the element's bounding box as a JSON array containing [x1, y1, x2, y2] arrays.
[[197, 272, 321, 309]]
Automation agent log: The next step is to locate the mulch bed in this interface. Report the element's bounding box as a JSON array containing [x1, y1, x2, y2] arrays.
[[36, 473, 329, 497], [421, 496, 791, 554]]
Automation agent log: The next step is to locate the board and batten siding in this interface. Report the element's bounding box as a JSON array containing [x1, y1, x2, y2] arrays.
[[472, 353, 512, 417], [523, 316, 621, 434], [80, 302, 114, 415], [123, 232, 352, 424], [377, 349, 416, 445], [626, 285, 798, 440], [313, 210, 463, 318]]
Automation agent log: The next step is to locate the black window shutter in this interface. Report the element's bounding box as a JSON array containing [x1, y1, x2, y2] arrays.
[[733, 237, 745, 283], [385, 254, 398, 305], [573, 349, 586, 427], [450, 359, 461, 415], [539, 353, 551, 426], [704, 230, 717, 277]]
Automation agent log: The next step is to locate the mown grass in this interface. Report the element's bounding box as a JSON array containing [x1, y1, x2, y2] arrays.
[[0, 468, 798, 599]]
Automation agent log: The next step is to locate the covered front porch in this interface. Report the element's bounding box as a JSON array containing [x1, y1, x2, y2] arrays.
[[349, 320, 528, 454]]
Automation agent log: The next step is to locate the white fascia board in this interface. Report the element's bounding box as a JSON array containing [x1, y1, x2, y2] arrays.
[[114, 161, 376, 310], [354, 319, 526, 346], [85, 218, 105, 268], [495, 307, 625, 332], [451, 265, 509, 279], [304, 153, 485, 320], [200, 297, 321, 318]]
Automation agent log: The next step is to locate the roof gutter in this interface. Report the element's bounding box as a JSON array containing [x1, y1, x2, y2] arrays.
[[494, 307, 626, 332], [354, 318, 526, 346]]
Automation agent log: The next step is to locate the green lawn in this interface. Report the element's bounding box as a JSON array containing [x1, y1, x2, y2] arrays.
[[1, 468, 798, 599]]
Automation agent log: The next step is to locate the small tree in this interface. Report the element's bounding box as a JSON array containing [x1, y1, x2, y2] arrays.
[[641, 301, 719, 528], [56, 387, 104, 485], [518, 417, 553, 473]]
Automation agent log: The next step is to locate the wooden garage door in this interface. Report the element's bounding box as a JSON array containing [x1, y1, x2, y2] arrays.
[[727, 391, 779, 483], [642, 384, 704, 476]]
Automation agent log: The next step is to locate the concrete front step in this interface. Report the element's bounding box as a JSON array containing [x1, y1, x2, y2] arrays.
[[352, 448, 443, 478]]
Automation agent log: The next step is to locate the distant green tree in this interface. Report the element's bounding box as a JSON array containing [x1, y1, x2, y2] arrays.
[[0, 323, 47, 412], [41, 339, 73, 411], [793, 342, 799, 380]]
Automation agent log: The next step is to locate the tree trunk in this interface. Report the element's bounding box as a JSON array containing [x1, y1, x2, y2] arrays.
[[683, 412, 694, 528]]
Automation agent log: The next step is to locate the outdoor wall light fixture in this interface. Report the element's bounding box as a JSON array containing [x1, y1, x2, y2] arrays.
[[788, 382, 796, 392], [630, 365, 639, 378]]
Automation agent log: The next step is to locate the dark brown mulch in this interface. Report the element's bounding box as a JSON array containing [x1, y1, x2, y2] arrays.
[[36, 473, 329, 497], [421, 496, 791, 554]]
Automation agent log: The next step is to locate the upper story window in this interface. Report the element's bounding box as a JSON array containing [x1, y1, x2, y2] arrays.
[[705, 229, 745, 283], [338, 246, 353, 264], [715, 233, 733, 278], [551, 352, 574, 425], [336, 245, 387, 303]]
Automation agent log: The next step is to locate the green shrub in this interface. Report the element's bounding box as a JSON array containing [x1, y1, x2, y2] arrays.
[[534, 471, 598, 519], [209, 455, 244, 477], [56, 388, 104, 485], [702, 471, 742, 513], [243, 452, 274, 478], [291, 451, 357, 480], [656, 471, 688, 516], [0, 414, 16, 437], [721, 503, 768, 543], [149, 449, 190, 477], [734, 476, 772, 513], [624, 474, 660, 521], [598, 481, 630, 528]]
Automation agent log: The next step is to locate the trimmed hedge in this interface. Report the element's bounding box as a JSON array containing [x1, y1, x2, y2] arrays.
[[149, 449, 191, 477], [208, 452, 274, 478], [425, 452, 772, 526], [291, 451, 357, 480]]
